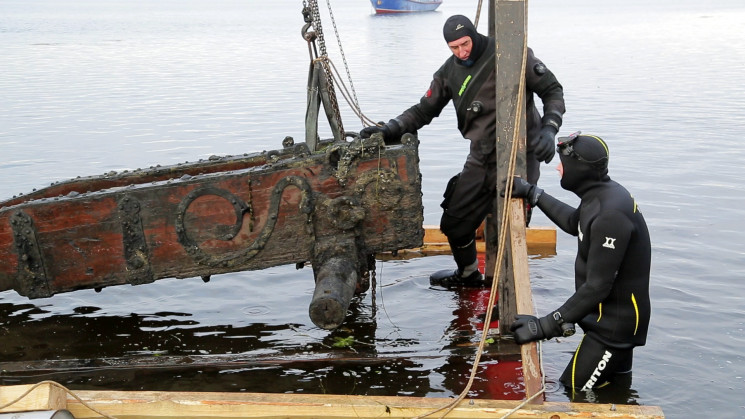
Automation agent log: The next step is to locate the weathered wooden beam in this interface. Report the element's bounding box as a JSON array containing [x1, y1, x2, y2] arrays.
[[386, 224, 554, 258], [69, 391, 666, 418], [0, 386, 659, 419], [489, 0, 529, 331], [0, 383, 666, 418], [488, 0, 545, 403], [0, 383, 67, 413], [509, 200, 543, 398]]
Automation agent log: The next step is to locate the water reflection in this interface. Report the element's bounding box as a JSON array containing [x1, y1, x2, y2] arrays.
[[0, 285, 532, 399], [562, 373, 640, 406]]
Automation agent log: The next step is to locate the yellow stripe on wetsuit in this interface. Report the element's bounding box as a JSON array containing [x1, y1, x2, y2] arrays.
[[585, 134, 609, 158], [597, 295, 640, 335], [570, 335, 585, 399], [632, 293, 639, 335], [458, 75, 472, 96]]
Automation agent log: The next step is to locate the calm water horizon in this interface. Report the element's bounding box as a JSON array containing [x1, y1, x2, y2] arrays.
[[2, 0, 744, 417]]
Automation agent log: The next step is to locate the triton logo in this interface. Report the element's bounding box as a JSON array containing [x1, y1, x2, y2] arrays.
[[581, 350, 613, 391], [455, 24, 464, 30], [603, 237, 616, 249]]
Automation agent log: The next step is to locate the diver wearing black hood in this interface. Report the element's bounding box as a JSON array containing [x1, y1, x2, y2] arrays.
[[359, 15, 566, 287], [441, 14, 488, 67], [508, 133, 651, 394]]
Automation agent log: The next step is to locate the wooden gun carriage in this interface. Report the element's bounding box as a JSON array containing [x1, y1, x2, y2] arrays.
[[0, 134, 424, 330]]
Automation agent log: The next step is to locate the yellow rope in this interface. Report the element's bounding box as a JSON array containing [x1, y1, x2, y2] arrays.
[[0, 380, 118, 418]]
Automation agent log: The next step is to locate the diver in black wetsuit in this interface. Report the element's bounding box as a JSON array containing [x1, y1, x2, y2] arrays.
[[507, 132, 651, 394]]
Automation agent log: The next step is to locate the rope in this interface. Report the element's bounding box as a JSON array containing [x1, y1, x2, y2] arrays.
[[0, 380, 118, 419], [304, 0, 384, 133], [412, 0, 547, 417], [314, 56, 378, 126], [474, 0, 485, 29]]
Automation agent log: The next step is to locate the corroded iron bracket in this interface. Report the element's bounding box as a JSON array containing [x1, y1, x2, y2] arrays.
[[326, 136, 385, 185], [10, 210, 51, 298], [176, 177, 314, 268], [118, 196, 155, 285]]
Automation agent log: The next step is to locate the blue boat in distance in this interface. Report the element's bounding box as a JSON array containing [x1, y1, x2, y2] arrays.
[[371, 0, 443, 14]]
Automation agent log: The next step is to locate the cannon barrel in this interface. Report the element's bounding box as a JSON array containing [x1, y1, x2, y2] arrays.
[[308, 257, 357, 330]]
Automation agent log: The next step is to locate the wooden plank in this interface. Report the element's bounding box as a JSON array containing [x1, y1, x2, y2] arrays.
[[0, 383, 67, 413], [0, 350, 515, 378], [389, 224, 554, 258], [58, 389, 665, 419], [489, 0, 545, 403], [510, 200, 543, 398], [424, 224, 555, 249]]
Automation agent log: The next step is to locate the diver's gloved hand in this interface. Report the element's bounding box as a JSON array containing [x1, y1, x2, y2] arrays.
[[510, 314, 563, 344], [359, 119, 402, 144], [532, 125, 558, 163], [505, 176, 543, 206]]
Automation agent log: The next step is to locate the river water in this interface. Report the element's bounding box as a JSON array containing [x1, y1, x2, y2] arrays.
[[1, 0, 744, 417]]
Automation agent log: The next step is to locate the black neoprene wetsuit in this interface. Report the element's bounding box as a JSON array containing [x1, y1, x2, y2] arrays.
[[536, 179, 652, 349]]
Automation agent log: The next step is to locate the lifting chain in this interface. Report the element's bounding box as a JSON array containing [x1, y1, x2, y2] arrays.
[[322, 0, 363, 126], [302, 0, 345, 136]]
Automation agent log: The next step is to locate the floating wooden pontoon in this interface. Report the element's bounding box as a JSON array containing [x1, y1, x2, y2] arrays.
[[0, 383, 665, 418]]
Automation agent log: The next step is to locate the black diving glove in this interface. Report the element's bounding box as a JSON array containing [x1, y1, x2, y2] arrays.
[[510, 313, 564, 344], [532, 125, 558, 163], [507, 176, 543, 206], [359, 119, 402, 144]]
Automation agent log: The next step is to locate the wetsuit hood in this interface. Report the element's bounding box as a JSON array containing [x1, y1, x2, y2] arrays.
[[559, 134, 611, 196], [443, 15, 488, 67]]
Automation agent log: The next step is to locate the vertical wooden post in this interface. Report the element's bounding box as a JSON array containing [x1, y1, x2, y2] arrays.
[[487, 0, 527, 336], [486, 0, 544, 400]]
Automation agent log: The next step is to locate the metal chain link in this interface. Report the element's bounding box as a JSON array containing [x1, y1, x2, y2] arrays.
[[324, 0, 363, 126], [306, 0, 344, 136]]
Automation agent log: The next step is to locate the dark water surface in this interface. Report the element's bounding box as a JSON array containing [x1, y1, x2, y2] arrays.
[[2, 0, 744, 417]]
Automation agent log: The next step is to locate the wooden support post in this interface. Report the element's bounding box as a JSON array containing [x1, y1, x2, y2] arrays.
[[509, 200, 543, 397], [486, 0, 544, 401], [486, 0, 528, 335]]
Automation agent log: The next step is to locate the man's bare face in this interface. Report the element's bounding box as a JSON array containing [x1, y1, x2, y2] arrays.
[[447, 36, 472, 61]]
